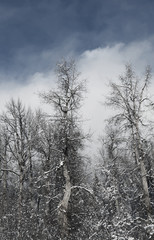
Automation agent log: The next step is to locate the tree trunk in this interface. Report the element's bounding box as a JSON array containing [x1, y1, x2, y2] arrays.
[[58, 161, 71, 239], [140, 159, 150, 214], [134, 123, 151, 216], [2, 154, 8, 215], [17, 163, 24, 240]]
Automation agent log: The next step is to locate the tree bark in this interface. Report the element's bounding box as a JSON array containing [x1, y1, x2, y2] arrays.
[[58, 161, 71, 239], [135, 123, 151, 215]]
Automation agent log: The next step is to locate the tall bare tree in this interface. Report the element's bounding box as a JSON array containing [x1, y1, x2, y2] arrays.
[[106, 64, 152, 216], [40, 59, 86, 238], [1, 99, 39, 239]]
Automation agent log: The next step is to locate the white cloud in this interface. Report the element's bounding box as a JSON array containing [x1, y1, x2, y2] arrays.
[[1, 39, 154, 154], [0, 71, 56, 113], [77, 39, 154, 152]]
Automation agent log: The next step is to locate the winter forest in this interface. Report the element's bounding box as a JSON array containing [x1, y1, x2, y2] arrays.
[[1, 59, 154, 240]]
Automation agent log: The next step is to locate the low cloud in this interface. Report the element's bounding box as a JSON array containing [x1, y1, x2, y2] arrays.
[[1, 39, 154, 153], [0, 70, 56, 113], [78, 39, 154, 151]]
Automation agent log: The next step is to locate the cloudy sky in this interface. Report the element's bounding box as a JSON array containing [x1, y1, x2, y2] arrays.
[[1, 0, 154, 149]]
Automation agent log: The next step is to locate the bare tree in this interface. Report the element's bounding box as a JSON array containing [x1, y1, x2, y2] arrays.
[[1, 99, 39, 239], [0, 126, 10, 219], [106, 64, 152, 216], [40, 59, 86, 238]]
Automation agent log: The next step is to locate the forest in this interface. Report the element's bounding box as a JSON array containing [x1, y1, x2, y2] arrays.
[[0, 59, 154, 240]]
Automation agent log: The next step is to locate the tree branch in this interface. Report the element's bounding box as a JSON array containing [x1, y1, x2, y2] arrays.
[[1, 168, 20, 176]]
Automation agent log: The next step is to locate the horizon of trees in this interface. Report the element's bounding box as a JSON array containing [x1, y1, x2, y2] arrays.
[[0, 60, 154, 239]]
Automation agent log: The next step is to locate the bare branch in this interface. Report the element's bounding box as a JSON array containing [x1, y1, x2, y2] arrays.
[[1, 168, 20, 176]]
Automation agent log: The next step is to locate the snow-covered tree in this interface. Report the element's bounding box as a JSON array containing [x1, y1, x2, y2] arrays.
[[106, 64, 152, 217], [40, 59, 88, 239]]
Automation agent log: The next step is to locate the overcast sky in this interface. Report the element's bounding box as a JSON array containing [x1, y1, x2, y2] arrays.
[[1, 0, 154, 151]]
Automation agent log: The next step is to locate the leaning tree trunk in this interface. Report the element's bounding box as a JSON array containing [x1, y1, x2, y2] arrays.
[[57, 104, 73, 239], [58, 160, 71, 239]]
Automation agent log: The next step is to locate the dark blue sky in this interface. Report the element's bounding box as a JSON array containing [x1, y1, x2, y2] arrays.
[[0, 0, 154, 80]]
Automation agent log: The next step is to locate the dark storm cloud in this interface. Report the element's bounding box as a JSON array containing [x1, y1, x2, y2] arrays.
[[0, 0, 153, 81]]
